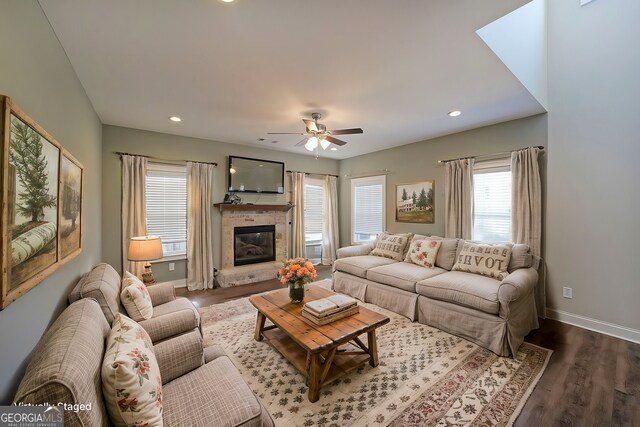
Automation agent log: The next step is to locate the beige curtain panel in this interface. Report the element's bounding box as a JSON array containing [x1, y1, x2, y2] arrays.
[[291, 172, 306, 259], [321, 175, 340, 266], [121, 155, 147, 277], [444, 158, 475, 240], [511, 147, 545, 317], [186, 162, 215, 291]]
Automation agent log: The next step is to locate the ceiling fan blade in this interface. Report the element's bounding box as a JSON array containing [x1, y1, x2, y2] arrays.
[[328, 128, 363, 135], [325, 135, 348, 146], [267, 132, 305, 135], [303, 119, 318, 132], [294, 138, 308, 147]]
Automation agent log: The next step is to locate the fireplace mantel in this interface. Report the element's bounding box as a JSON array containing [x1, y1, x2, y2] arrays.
[[214, 203, 293, 212]]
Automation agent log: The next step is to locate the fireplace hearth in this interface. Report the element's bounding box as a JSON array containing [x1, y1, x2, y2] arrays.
[[233, 225, 276, 266]]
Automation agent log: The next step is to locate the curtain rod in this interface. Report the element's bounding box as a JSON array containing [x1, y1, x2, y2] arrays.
[[286, 170, 338, 178], [437, 145, 545, 164], [115, 151, 218, 166], [343, 169, 391, 179]]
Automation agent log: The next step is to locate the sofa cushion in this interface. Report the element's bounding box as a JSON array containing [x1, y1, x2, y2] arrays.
[[120, 273, 153, 321], [14, 299, 111, 427], [427, 236, 460, 270], [333, 255, 397, 278], [68, 263, 123, 323], [163, 356, 273, 427], [370, 232, 413, 261], [102, 313, 163, 427], [452, 242, 512, 280], [404, 238, 442, 268], [138, 297, 200, 343], [508, 244, 532, 272], [416, 271, 501, 314], [367, 262, 447, 292]]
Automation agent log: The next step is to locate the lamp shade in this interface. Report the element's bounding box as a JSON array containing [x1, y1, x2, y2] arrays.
[[128, 236, 163, 261]]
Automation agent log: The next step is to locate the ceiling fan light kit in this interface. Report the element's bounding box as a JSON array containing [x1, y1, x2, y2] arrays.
[[268, 112, 363, 154]]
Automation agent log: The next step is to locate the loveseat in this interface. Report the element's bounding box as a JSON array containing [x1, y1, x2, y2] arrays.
[[68, 263, 200, 343], [14, 298, 273, 427], [333, 234, 540, 356]]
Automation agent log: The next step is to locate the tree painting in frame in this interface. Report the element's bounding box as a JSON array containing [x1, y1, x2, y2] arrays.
[[1, 96, 60, 308], [396, 181, 435, 224], [59, 150, 83, 261]]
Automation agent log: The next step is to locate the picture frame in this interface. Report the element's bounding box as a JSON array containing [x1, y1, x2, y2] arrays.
[[58, 150, 83, 261], [396, 181, 435, 224], [1, 95, 83, 309]]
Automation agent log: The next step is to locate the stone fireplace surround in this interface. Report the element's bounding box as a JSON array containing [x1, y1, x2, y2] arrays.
[[215, 204, 291, 287]]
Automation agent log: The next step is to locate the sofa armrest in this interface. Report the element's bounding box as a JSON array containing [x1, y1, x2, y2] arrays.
[[154, 329, 204, 384], [138, 308, 199, 342], [337, 243, 374, 259], [147, 282, 176, 306], [204, 344, 228, 363], [498, 267, 538, 318]]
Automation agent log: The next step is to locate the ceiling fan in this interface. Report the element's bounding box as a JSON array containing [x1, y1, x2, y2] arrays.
[[268, 113, 363, 152]]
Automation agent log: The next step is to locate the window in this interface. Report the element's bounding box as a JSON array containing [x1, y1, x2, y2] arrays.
[[473, 159, 512, 243], [351, 175, 385, 243], [145, 163, 187, 258], [304, 178, 324, 263]]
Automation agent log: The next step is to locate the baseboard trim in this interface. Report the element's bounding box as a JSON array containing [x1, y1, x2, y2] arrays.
[[156, 279, 187, 288], [546, 308, 640, 344]]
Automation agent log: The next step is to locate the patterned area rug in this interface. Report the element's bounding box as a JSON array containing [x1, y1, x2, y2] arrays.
[[200, 280, 551, 427]]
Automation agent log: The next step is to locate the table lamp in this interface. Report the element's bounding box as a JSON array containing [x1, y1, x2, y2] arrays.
[[128, 235, 163, 285]]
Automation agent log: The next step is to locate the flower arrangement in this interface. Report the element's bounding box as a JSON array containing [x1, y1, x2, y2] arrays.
[[278, 257, 317, 303]]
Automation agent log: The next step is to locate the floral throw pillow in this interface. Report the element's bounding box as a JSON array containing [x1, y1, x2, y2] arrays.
[[452, 241, 512, 280], [102, 313, 163, 427], [120, 273, 153, 321], [369, 232, 413, 261], [404, 239, 442, 268]]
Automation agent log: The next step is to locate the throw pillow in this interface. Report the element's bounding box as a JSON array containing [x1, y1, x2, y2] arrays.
[[120, 273, 153, 321], [404, 239, 442, 268], [102, 313, 163, 427], [452, 241, 512, 280], [369, 232, 413, 261]]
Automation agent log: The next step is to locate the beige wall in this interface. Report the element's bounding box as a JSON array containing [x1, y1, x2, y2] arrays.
[[546, 0, 640, 331], [102, 125, 339, 283], [0, 1, 103, 403], [338, 114, 548, 247]]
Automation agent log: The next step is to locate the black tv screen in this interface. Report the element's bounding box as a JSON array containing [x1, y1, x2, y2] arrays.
[[228, 156, 285, 194]]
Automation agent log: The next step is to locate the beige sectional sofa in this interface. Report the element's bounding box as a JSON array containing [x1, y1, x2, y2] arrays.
[[333, 236, 540, 356]]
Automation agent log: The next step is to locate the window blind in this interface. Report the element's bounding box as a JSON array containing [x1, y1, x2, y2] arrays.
[[351, 176, 385, 243], [304, 184, 324, 242], [145, 163, 187, 256], [473, 166, 512, 243]]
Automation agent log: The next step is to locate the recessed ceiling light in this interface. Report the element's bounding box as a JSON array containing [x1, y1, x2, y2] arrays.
[[448, 110, 461, 117], [221, 0, 234, 2], [169, 116, 182, 122], [330, 147, 338, 151]]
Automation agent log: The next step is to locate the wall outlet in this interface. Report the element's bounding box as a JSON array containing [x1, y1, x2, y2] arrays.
[[562, 286, 573, 299], [168, 262, 175, 272]]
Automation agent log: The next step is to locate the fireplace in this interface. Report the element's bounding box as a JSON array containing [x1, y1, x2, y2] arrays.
[[233, 225, 276, 266]]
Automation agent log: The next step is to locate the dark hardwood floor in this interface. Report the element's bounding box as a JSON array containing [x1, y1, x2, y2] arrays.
[[177, 267, 640, 426]]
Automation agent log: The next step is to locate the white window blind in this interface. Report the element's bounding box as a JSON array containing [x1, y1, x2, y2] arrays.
[[145, 163, 187, 257], [351, 175, 385, 243], [304, 183, 324, 243], [473, 161, 512, 244]]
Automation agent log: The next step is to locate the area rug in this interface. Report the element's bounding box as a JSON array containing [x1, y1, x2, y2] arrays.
[[200, 280, 551, 427]]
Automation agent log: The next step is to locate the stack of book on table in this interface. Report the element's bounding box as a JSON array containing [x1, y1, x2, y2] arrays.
[[301, 294, 359, 325]]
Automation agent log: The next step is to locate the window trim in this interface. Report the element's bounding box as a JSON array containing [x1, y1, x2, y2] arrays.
[[473, 158, 512, 244], [350, 175, 386, 244]]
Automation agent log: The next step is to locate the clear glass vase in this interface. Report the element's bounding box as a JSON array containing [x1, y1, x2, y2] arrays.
[[288, 281, 305, 303]]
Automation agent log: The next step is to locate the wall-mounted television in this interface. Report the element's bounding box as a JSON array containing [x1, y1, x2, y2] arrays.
[[228, 156, 285, 194]]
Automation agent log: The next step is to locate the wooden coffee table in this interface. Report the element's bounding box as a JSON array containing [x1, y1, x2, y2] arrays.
[[249, 285, 390, 402]]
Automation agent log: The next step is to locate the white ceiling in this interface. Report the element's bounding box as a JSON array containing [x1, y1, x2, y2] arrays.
[[38, 0, 544, 159]]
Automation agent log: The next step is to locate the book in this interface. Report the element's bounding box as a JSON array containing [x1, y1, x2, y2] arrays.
[[303, 295, 357, 317], [301, 305, 360, 326]]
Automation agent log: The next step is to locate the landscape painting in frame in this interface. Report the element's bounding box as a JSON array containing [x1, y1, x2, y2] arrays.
[[1, 96, 63, 309], [396, 181, 435, 223], [59, 151, 83, 260]]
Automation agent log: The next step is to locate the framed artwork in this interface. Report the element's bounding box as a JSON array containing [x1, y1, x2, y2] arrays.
[[396, 181, 435, 224], [59, 151, 83, 261], [1, 95, 83, 309]]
